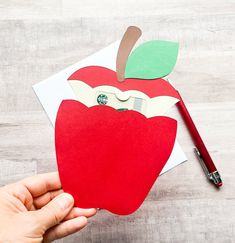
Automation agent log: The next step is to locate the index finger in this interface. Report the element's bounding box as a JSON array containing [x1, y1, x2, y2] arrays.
[[20, 172, 62, 198]]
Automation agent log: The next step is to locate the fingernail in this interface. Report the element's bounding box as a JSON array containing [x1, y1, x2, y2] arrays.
[[57, 193, 73, 210]]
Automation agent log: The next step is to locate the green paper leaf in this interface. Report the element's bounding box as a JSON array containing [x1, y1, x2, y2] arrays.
[[125, 40, 179, 79]]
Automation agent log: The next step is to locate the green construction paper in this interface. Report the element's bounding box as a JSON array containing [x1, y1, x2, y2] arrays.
[[125, 40, 179, 79]]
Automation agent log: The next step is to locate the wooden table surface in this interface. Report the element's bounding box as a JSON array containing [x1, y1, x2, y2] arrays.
[[0, 1, 235, 242]]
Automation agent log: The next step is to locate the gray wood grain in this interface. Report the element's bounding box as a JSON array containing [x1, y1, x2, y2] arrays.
[[0, 0, 235, 242]]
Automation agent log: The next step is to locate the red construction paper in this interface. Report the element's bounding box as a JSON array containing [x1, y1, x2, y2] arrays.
[[55, 100, 177, 215], [68, 66, 180, 99]]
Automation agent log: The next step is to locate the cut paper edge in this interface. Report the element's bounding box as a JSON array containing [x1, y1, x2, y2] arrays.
[[68, 80, 179, 117], [68, 66, 180, 99]]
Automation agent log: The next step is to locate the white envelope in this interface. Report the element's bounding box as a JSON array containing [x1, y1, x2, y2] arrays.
[[33, 41, 187, 175]]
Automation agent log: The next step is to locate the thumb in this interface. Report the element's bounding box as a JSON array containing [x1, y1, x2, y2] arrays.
[[33, 193, 74, 231]]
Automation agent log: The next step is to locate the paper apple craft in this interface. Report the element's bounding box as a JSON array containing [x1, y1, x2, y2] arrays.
[[55, 26, 180, 215]]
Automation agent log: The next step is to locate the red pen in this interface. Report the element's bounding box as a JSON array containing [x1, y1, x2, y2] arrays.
[[176, 91, 222, 187]]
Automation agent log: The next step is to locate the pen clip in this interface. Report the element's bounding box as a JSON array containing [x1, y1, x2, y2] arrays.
[[194, 147, 222, 186]]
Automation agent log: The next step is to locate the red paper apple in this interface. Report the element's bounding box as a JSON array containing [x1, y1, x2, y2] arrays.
[[55, 66, 178, 215], [55, 27, 180, 215]]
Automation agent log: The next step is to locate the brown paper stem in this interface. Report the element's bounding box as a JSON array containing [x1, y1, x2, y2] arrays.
[[116, 26, 142, 82]]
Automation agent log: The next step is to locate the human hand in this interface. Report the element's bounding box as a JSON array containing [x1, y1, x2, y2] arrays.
[[0, 172, 97, 242]]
